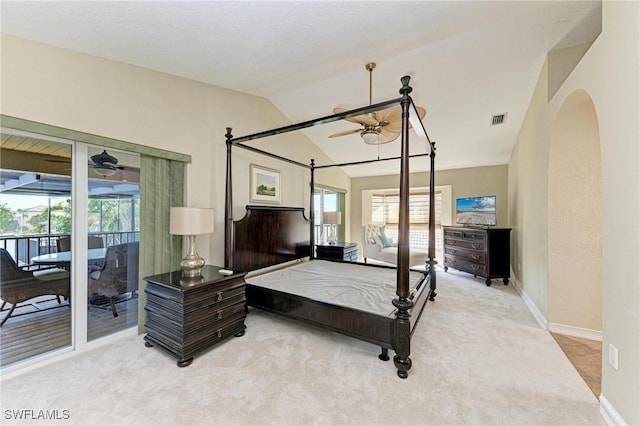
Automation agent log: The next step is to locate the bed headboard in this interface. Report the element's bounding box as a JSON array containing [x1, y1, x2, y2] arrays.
[[232, 205, 311, 272]]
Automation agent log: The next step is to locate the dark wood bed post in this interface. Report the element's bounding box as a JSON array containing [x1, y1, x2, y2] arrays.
[[428, 141, 438, 301], [224, 127, 234, 270], [309, 159, 315, 260], [393, 75, 415, 379]]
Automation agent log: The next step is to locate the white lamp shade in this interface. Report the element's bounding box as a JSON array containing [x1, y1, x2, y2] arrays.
[[170, 207, 215, 235], [323, 211, 342, 225]]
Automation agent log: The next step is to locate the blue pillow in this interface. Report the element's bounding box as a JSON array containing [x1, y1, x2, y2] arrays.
[[378, 233, 393, 248]]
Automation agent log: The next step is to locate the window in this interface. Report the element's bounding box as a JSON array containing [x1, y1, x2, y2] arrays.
[[314, 186, 346, 243], [371, 189, 444, 253]]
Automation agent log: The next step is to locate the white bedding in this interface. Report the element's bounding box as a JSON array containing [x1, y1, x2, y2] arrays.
[[245, 260, 425, 317]]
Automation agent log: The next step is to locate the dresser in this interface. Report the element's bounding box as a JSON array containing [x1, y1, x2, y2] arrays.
[[143, 265, 247, 367], [443, 226, 511, 286], [316, 242, 358, 262]]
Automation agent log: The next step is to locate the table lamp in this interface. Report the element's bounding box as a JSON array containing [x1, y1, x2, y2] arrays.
[[170, 207, 215, 277], [323, 211, 341, 245]]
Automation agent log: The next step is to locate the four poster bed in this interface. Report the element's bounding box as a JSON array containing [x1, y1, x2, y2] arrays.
[[224, 76, 437, 378]]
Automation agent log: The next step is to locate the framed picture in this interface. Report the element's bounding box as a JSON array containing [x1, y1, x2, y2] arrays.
[[250, 164, 281, 204]]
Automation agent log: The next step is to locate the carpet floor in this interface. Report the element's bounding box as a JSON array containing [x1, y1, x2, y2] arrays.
[[0, 268, 605, 425]]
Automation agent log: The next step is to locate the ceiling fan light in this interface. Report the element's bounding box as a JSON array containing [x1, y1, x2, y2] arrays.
[[361, 131, 379, 145], [93, 166, 117, 177]]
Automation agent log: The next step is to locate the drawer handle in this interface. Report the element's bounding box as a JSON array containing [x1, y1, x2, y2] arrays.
[[217, 292, 223, 302], [217, 312, 223, 320], [217, 330, 222, 338], [471, 264, 482, 270], [472, 254, 480, 260], [472, 244, 481, 249]]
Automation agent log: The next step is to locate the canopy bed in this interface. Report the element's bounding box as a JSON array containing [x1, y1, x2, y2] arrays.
[[224, 75, 437, 378]]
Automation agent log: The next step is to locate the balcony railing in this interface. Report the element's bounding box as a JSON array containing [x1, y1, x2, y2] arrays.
[[0, 232, 140, 267]]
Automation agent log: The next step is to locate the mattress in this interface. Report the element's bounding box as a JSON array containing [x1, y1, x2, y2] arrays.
[[245, 260, 426, 317]]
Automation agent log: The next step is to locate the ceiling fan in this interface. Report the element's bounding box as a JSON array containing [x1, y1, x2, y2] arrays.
[[89, 150, 126, 177], [329, 62, 426, 145], [46, 149, 134, 177]]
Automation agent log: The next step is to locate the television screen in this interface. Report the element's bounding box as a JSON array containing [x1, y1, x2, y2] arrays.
[[456, 196, 497, 226]]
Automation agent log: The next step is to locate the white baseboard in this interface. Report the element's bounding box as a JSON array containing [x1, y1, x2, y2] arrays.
[[511, 275, 619, 426], [599, 394, 628, 426], [548, 322, 602, 341], [510, 277, 548, 330]]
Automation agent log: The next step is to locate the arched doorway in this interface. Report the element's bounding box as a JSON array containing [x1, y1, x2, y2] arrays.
[[548, 90, 602, 393]]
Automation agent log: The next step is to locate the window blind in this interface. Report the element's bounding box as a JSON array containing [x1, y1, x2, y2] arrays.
[[371, 190, 443, 249]]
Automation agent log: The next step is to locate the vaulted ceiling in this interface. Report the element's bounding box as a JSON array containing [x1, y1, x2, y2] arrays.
[[0, 1, 601, 177]]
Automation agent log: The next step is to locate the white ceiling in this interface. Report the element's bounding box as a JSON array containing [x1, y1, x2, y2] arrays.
[[0, 1, 600, 177]]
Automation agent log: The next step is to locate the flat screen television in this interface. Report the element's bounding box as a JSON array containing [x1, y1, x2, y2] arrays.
[[456, 196, 497, 226]]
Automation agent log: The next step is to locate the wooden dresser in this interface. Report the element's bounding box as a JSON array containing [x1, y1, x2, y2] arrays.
[[316, 242, 358, 262], [143, 265, 247, 367], [443, 226, 511, 286]]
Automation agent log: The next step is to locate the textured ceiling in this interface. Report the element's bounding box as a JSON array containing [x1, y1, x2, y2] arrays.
[[0, 1, 601, 177]]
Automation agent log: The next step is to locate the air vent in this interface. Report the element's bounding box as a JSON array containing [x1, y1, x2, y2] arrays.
[[491, 113, 507, 126]]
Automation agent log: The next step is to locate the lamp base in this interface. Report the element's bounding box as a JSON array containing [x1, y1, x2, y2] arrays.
[[180, 235, 205, 277], [180, 257, 205, 277]]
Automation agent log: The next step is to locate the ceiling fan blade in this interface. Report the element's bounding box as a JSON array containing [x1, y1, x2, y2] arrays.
[[328, 128, 362, 138], [375, 129, 401, 144], [45, 159, 71, 163], [333, 107, 378, 127], [375, 106, 403, 132], [416, 106, 427, 119]]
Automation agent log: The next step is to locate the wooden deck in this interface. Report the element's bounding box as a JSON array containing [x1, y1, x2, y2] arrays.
[[1, 295, 138, 367]]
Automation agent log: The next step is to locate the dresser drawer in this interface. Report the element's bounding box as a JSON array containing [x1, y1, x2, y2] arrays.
[[444, 247, 486, 263], [444, 254, 486, 275], [443, 237, 486, 252]]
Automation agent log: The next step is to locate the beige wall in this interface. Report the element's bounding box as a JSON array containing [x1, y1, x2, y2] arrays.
[[508, 1, 639, 423], [0, 34, 351, 266], [548, 90, 602, 333], [350, 165, 508, 250]]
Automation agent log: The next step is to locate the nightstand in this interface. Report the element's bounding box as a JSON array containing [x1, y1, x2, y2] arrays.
[[143, 265, 247, 367], [316, 242, 358, 262]]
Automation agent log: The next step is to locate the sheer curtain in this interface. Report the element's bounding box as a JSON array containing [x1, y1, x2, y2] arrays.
[[137, 155, 184, 332]]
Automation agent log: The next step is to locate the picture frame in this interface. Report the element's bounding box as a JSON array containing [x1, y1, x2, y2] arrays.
[[250, 164, 281, 204]]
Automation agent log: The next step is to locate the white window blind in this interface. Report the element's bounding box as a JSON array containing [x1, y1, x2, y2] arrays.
[[371, 190, 443, 250]]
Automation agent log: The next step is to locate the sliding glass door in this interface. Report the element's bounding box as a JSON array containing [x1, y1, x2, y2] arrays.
[[0, 130, 141, 367], [314, 186, 346, 244], [0, 131, 74, 366], [86, 146, 140, 341]]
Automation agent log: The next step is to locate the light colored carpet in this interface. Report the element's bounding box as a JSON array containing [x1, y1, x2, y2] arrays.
[[0, 268, 604, 425]]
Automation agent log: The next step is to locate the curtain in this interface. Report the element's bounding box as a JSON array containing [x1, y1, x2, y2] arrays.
[[137, 155, 184, 332]]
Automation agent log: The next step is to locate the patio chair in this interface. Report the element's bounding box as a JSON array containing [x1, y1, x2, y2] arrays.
[[0, 248, 70, 327], [88, 242, 139, 317], [56, 236, 104, 251], [57, 236, 105, 272]]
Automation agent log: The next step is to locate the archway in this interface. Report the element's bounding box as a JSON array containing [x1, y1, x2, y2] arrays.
[[548, 89, 602, 336]]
